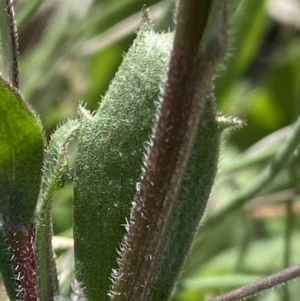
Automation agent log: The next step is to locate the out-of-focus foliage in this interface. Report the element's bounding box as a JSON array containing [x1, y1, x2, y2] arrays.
[[0, 0, 298, 300]]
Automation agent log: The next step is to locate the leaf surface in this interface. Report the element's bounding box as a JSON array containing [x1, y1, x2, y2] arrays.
[[74, 20, 173, 301], [35, 119, 80, 301], [0, 76, 44, 299]]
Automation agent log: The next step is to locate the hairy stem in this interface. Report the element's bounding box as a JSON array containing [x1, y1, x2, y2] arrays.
[[110, 1, 227, 300], [6, 223, 37, 301]]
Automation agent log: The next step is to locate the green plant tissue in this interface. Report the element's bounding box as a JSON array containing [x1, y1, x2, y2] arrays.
[[73, 20, 173, 301], [0, 76, 44, 299]]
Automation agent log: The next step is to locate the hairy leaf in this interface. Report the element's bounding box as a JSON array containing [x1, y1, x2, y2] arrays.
[[0, 76, 44, 227], [35, 119, 80, 301], [0, 76, 44, 300], [73, 19, 173, 301], [147, 97, 220, 300]]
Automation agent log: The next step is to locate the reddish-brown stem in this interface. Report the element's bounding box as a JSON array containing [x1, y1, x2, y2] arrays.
[[209, 265, 300, 301], [110, 1, 227, 300], [6, 223, 37, 301]]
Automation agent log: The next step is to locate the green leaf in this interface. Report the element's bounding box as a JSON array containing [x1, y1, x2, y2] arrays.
[[0, 76, 44, 299], [148, 98, 221, 300], [35, 119, 80, 301], [0, 76, 44, 226], [73, 20, 173, 301]]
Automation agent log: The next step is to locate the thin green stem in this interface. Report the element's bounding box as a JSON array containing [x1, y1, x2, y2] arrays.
[[282, 159, 298, 301], [17, 0, 44, 31], [282, 200, 292, 301], [233, 215, 252, 273], [219, 143, 279, 176], [204, 116, 300, 227]]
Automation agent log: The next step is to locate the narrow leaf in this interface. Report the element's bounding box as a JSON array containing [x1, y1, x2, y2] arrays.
[[0, 0, 19, 88], [35, 119, 80, 301]]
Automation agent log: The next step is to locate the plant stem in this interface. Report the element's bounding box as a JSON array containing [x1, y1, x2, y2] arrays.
[[282, 160, 298, 301], [283, 199, 292, 301], [110, 1, 227, 300], [204, 115, 300, 227], [6, 223, 37, 301], [209, 265, 300, 301]]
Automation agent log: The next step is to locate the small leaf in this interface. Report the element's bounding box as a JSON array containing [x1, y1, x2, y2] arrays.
[[35, 119, 80, 301]]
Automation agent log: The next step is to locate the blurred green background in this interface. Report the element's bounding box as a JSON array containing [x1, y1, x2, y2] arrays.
[[2, 0, 300, 300]]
